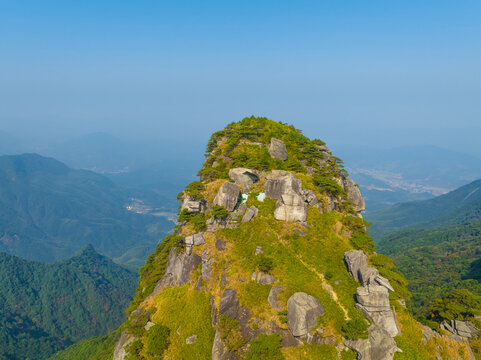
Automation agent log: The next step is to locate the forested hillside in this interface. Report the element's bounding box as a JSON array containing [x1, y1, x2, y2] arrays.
[[367, 178, 481, 240], [0, 245, 137, 360], [0, 153, 174, 269]]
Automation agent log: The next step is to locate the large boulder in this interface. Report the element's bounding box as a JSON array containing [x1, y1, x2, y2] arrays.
[[356, 285, 400, 337], [344, 250, 379, 286], [344, 178, 366, 212], [214, 182, 241, 212], [242, 206, 258, 222], [356, 285, 391, 312], [346, 326, 401, 360], [265, 170, 302, 200], [228, 168, 259, 192], [287, 292, 324, 337], [152, 249, 201, 295], [274, 194, 307, 222], [181, 196, 206, 213], [268, 138, 288, 161]]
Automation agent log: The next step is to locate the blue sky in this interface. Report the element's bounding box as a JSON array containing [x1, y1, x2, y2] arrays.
[[1, 0, 480, 154]]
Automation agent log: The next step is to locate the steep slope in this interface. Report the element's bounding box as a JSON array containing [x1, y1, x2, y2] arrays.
[[0, 153, 173, 267], [367, 178, 481, 240], [0, 245, 137, 360], [77, 117, 472, 360]]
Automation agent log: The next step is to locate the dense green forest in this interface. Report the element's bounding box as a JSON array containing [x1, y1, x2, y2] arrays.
[[366, 178, 481, 240], [0, 153, 174, 269], [378, 221, 481, 318], [0, 245, 137, 360]]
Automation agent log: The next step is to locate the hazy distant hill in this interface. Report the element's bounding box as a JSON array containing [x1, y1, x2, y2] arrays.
[[366, 178, 481, 240], [0, 245, 137, 360], [337, 145, 481, 211], [0, 153, 174, 268]]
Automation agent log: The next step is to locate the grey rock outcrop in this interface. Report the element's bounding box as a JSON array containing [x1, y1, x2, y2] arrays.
[[344, 250, 379, 286], [186, 334, 197, 344], [229, 168, 259, 191], [214, 182, 241, 212], [300, 189, 318, 205], [251, 272, 276, 284], [344, 178, 366, 212], [152, 249, 201, 295], [254, 245, 263, 255], [242, 206, 258, 222], [346, 326, 401, 360], [265, 170, 302, 200], [269, 321, 302, 347], [344, 250, 400, 357], [185, 232, 206, 255], [181, 196, 206, 213], [441, 320, 481, 338], [274, 194, 307, 222], [112, 330, 135, 360], [268, 138, 288, 161], [212, 289, 255, 359], [287, 292, 324, 337], [212, 330, 238, 360], [268, 286, 284, 309], [356, 285, 399, 337]]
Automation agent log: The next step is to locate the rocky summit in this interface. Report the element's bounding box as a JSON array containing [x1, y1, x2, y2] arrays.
[[111, 117, 474, 360]]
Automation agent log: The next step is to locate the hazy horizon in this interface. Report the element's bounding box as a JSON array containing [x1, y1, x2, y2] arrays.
[[1, 1, 480, 157]]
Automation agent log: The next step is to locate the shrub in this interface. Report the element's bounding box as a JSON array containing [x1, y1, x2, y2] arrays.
[[350, 232, 375, 254], [212, 205, 229, 220], [218, 314, 247, 352], [245, 333, 284, 360], [145, 324, 170, 358], [125, 339, 144, 360], [257, 255, 274, 273], [341, 318, 369, 340]]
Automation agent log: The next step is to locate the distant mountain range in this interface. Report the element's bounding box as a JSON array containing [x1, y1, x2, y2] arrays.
[[366, 178, 481, 240], [336, 145, 481, 211], [0, 153, 174, 269], [0, 245, 137, 360]]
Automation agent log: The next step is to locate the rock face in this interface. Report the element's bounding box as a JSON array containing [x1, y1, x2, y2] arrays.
[[344, 250, 400, 358], [228, 168, 259, 191], [344, 178, 366, 212], [268, 138, 288, 161], [181, 196, 206, 213], [345, 250, 379, 286], [214, 182, 241, 212], [185, 232, 206, 255], [356, 285, 399, 337], [112, 331, 135, 360], [241, 206, 258, 222], [287, 292, 324, 337], [274, 194, 307, 222], [346, 326, 401, 360], [268, 286, 284, 309], [152, 249, 201, 295], [441, 320, 481, 338], [212, 289, 255, 360], [265, 170, 302, 200]]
